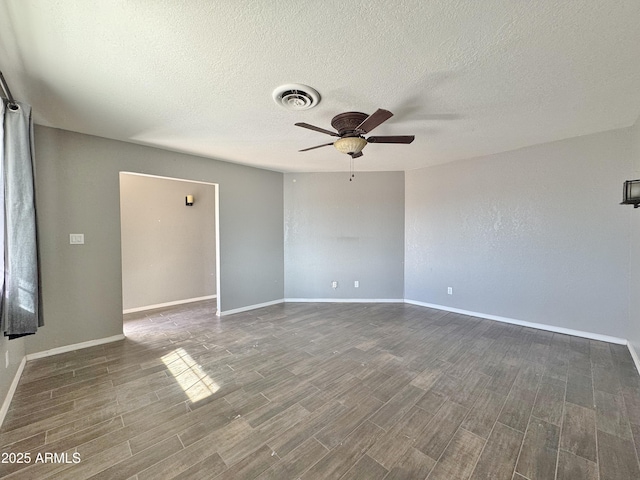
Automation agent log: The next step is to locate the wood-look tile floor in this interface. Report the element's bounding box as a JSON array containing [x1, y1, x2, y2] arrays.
[[2, 301, 640, 479]]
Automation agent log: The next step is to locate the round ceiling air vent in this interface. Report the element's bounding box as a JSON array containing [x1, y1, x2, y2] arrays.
[[272, 84, 320, 110]]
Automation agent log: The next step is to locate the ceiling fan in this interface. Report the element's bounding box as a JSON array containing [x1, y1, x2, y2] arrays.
[[295, 109, 415, 158]]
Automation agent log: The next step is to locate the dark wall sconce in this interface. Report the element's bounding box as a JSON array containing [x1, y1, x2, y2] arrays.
[[621, 180, 640, 208], [185, 194, 194, 206]]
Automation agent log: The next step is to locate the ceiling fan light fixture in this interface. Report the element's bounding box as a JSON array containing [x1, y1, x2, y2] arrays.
[[334, 137, 367, 155]]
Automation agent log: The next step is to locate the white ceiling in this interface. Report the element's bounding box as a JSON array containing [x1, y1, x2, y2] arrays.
[[1, 1, 640, 173]]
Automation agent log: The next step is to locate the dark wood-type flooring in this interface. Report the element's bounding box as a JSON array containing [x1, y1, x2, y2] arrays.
[[2, 301, 640, 479]]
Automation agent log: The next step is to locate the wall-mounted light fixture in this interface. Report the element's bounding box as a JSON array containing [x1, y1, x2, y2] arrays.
[[621, 180, 640, 208], [185, 194, 194, 206]]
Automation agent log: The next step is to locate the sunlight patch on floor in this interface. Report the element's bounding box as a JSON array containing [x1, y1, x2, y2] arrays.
[[161, 347, 219, 402]]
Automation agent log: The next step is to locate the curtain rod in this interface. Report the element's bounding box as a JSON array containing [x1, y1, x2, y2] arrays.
[[0, 71, 18, 109]]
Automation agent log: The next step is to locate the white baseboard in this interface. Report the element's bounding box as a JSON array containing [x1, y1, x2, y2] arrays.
[[0, 356, 26, 429], [628, 342, 640, 375], [285, 298, 405, 303], [404, 299, 627, 345], [220, 299, 284, 316], [25, 334, 126, 361], [123, 295, 217, 314]]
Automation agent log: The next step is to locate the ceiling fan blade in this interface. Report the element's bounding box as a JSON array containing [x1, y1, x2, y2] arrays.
[[366, 135, 415, 144], [355, 108, 394, 134], [299, 142, 335, 152], [294, 122, 340, 137], [351, 151, 364, 159]]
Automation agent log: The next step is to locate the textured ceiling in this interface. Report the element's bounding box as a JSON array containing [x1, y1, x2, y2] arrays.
[[1, 1, 640, 173]]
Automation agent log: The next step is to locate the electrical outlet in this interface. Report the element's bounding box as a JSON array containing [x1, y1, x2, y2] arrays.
[[447, 287, 453, 295], [331, 281, 338, 289], [70, 233, 85, 245], [354, 280, 359, 288]]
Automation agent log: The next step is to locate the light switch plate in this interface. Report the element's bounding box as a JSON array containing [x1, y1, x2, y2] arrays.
[[70, 234, 85, 245]]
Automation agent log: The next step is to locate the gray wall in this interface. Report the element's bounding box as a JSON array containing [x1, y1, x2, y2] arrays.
[[25, 126, 283, 354], [0, 336, 24, 416], [405, 127, 633, 339], [119, 173, 217, 311], [284, 172, 404, 300], [628, 118, 640, 355]]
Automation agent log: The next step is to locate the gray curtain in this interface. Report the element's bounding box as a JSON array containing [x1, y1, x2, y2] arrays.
[[1, 99, 42, 338]]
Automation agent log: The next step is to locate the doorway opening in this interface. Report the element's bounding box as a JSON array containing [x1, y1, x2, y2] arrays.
[[118, 172, 220, 317]]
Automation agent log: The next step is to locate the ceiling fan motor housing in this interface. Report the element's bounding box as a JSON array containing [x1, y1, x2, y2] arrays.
[[331, 112, 369, 135], [272, 84, 320, 110]]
